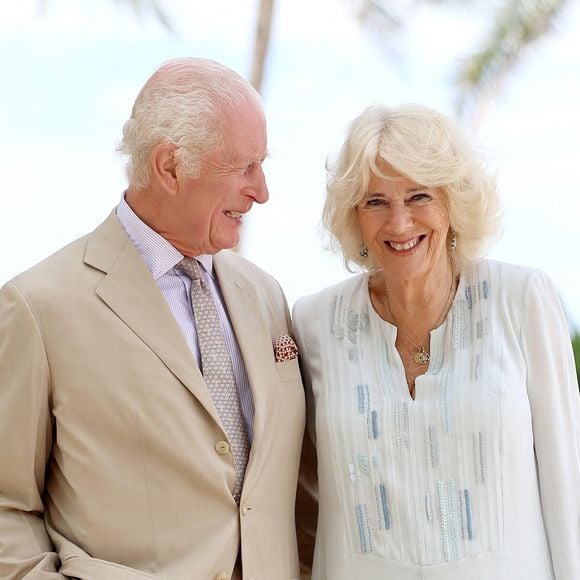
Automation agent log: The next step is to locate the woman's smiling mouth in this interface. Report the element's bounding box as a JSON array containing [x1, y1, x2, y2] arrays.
[[386, 235, 424, 251]]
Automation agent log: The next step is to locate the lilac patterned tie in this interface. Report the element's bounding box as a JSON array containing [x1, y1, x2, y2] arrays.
[[177, 257, 249, 502]]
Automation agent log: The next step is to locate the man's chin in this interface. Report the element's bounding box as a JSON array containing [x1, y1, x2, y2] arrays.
[[213, 237, 241, 253]]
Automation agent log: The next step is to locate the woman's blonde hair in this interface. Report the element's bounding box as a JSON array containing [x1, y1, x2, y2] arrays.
[[323, 103, 502, 273]]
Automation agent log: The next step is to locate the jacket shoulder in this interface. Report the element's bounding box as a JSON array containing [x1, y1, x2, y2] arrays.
[[215, 250, 283, 292], [8, 234, 91, 294]]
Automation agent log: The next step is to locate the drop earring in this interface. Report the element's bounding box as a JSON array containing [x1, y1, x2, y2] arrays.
[[449, 231, 457, 252], [359, 243, 369, 259]]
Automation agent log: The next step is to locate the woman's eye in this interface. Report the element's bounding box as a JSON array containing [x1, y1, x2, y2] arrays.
[[409, 193, 431, 203], [366, 198, 386, 206]]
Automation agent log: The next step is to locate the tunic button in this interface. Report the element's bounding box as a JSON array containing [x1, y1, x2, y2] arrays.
[[216, 574, 229, 580], [215, 441, 230, 455]]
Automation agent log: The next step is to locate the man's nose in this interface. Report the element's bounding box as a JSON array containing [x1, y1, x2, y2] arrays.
[[247, 165, 269, 204]]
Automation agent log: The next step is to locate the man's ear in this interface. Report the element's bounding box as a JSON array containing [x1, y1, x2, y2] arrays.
[[150, 142, 178, 194]]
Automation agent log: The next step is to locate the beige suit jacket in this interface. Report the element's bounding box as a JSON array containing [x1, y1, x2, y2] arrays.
[[0, 213, 307, 580]]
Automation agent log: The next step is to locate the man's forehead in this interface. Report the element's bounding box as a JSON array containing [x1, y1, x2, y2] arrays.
[[220, 130, 268, 164]]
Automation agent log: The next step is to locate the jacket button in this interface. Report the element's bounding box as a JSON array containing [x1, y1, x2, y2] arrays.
[[215, 574, 229, 580], [215, 441, 230, 455], [241, 502, 250, 516]]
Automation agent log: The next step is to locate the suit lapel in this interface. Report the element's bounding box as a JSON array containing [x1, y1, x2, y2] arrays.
[[214, 253, 278, 482], [84, 213, 222, 427]]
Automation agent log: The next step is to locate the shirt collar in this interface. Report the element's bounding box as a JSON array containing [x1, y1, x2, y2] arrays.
[[115, 194, 214, 280]]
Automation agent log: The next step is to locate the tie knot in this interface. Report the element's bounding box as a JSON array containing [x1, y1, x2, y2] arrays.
[[177, 257, 203, 282]]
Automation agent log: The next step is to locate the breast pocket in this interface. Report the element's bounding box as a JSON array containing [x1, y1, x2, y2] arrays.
[[275, 358, 302, 383]]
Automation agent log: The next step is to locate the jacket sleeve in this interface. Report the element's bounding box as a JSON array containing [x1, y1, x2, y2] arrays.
[[0, 282, 67, 579], [520, 269, 580, 579]]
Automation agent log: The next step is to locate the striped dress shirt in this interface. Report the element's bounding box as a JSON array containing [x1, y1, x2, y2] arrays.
[[115, 197, 255, 442]]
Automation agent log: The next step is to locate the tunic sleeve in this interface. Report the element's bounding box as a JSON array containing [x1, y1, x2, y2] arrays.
[[519, 269, 580, 578]]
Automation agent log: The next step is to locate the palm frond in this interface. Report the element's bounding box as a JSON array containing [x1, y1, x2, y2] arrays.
[[349, 0, 402, 40], [455, 0, 568, 119], [357, 0, 401, 30], [571, 332, 580, 389], [418, 0, 479, 4], [111, 0, 174, 33]]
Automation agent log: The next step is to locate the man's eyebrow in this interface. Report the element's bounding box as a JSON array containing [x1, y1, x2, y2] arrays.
[[229, 150, 270, 166]]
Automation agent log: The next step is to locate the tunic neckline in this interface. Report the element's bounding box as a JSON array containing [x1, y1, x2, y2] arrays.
[[361, 271, 464, 402]]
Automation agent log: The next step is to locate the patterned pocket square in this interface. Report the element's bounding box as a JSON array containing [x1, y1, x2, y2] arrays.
[[273, 334, 299, 362]]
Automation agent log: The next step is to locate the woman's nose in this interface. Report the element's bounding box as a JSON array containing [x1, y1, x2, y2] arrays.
[[388, 203, 413, 233]]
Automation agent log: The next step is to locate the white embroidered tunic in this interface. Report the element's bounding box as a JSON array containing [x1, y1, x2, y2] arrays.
[[293, 260, 580, 580]]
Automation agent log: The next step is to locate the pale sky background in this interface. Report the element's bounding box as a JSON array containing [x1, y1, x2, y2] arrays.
[[1, 0, 579, 330]]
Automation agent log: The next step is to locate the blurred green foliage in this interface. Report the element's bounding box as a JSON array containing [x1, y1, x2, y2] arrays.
[[572, 332, 580, 390]]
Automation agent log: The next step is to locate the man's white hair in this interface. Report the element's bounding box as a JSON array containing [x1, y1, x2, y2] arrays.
[[118, 57, 255, 189]]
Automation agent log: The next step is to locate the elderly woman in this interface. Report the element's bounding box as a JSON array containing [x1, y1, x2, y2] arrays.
[[293, 104, 580, 579]]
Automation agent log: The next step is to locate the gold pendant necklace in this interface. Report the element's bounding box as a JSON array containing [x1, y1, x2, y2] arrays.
[[413, 346, 430, 365], [385, 274, 456, 366]]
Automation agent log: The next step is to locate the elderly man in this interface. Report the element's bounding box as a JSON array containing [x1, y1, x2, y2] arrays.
[[0, 58, 309, 580]]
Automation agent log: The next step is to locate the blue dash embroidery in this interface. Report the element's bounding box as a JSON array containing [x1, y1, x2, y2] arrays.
[[394, 402, 409, 448], [379, 339, 396, 395], [472, 434, 480, 483], [459, 491, 465, 539], [357, 384, 367, 414], [330, 294, 345, 339], [377, 483, 391, 529], [359, 305, 370, 331], [479, 432, 487, 483], [348, 310, 359, 344], [457, 300, 469, 349], [482, 279, 489, 299], [451, 304, 461, 349], [470, 353, 481, 381], [358, 453, 370, 474], [438, 372, 451, 433], [464, 489, 474, 540], [465, 286, 473, 309], [355, 503, 372, 553], [438, 480, 462, 561], [429, 425, 439, 468], [371, 410, 379, 439], [425, 494, 433, 522], [394, 404, 402, 448]]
